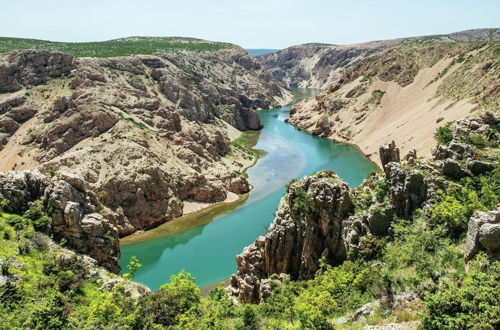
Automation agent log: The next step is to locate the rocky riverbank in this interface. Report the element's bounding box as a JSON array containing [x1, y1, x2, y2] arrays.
[[229, 111, 499, 303]]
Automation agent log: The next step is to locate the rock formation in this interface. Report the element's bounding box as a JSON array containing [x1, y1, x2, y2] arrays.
[[0, 47, 291, 236], [464, 206, 500, 262], [0, 170, 120, 272], [229, 171, 354, 303], [229, 139, 430, 303]]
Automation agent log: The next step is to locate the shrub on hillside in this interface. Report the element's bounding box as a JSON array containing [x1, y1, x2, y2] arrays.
[[434, 122, 453, 145]]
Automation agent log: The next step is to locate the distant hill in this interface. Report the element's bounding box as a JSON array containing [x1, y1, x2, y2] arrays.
[[0, 36, 234, 58], [258, 28, 500, 89], [245, 49, 280, 56]]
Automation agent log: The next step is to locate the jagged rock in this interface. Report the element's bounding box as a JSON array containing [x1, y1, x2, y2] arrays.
[[0, 170, 120, 273], [404, 149, 417, 165], [468, 160, 494, 176], [384, 162, 427, 219], [0, 49, 75, 93], [379, 141, 400, 175], [432, 145, 457, 161], [442, 159, 467, 179], [464, 206, 500, 262], [230, 171, 354, 303]]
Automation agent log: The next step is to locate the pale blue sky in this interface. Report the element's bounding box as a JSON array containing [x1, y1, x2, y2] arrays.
[[1, 0, 498, 48]]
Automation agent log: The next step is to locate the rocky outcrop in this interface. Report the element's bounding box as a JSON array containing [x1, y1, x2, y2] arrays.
[[0, 47, 291, 236], [464, 206, 500, 262], [384, 162, 427, 219], [0, 170, 120, 273], [379, 141, 400, 175], [230, 140, 430, 303], [229, 171, 354, 303], [0, 50, 75, 93]]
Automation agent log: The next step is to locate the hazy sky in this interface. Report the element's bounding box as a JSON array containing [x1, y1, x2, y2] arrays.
[[1, 0, 499, 48]]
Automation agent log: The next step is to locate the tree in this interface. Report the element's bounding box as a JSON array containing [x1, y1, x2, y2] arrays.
[[123, 256, 142, 280]]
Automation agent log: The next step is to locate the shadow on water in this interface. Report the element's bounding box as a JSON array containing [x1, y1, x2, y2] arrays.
[[119, 88, 378, 289]]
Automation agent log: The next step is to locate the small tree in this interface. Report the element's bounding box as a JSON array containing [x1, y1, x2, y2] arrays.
[[123, 256, 142, 280], [434, 122, 453, 145]]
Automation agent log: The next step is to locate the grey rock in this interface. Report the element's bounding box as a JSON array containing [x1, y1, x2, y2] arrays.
[[0, 170, 120, 273], [230, 171, 353, 303], [464, 206, 500, 262], [385, 162, 427, 219], [442, 159, 467, 179], [379, 140, 400, 176], [468, 160, 494, 176]]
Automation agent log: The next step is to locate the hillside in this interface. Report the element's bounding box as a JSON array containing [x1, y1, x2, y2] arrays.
[[258, 28, 500, 89], [0, 45, 291, 245], [0, 36, 234, 58], [288, 41, 499, 165]]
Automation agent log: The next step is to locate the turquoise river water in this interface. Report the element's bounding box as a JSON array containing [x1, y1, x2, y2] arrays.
[[119, 89, 377, 290]]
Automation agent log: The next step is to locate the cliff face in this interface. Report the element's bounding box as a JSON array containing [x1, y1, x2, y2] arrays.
[[0, 170, 121, 272], [0, 47, 291, 238], [258, 28, 500, 89], [288, 41, 499, 165], [230, 112, 499, 303]]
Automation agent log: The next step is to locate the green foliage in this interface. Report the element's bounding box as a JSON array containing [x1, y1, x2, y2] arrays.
[[434, 122, 453, 145], [23, 204, 50, 232], [285, 178, 297, 193], [383, 218, 463, 288], [422, 255, 500, 329], [123, 256, 142, 280], [132, 271, 201, 328], [291, 187, 315, 215], [428, 195, 468, 237], [0, 37, 233, 58], [464, 132, 490, 148]]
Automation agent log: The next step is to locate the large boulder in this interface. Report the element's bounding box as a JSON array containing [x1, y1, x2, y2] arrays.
[[384, 162, 427, 219], [464, 206, 500, 262]]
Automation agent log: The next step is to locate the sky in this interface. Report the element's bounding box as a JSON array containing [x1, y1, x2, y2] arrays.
[[1, 0, 499, 49]]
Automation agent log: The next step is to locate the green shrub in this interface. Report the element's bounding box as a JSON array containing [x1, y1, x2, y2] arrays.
[[133, 271, 200, 328], [428, 195, 468, 237], [422, 255, 500, 329], [434, 122, 453, 145], [464, 132, 489, 148], [291, 188, 315, 215]]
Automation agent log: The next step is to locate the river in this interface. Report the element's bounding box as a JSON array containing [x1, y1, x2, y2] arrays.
[[119, 89, 377, 290]]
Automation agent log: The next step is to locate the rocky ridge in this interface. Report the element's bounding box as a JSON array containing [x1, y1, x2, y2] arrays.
[[288, 41, 499, 165], [0, 47, 291, 238], [258, 28, 500, 89], [229, 111, 499, 303]]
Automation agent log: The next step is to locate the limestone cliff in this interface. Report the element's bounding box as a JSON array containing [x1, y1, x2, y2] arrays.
[[0, 47, 291, 237]]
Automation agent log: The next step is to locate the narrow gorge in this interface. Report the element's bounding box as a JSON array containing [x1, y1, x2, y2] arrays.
[[0, 26, 499, 329]]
